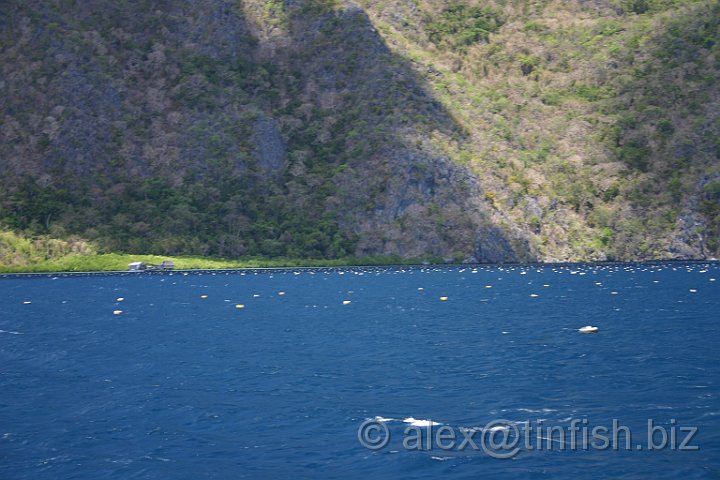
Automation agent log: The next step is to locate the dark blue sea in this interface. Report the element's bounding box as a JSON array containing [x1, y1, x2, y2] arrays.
[[1, 263, 719, 479]]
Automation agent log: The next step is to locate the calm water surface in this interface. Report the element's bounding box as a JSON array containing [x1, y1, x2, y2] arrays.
[[1, 263, 719, 478]]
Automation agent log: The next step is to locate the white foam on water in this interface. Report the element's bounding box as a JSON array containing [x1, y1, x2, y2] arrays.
[[373, 416, 396, 423], [431, 456, 452, 461], [459, 426, 481, 433], [516, 408, 557, 413], [537, 435, 566, 445], [403, 417, 440, 427], [0, 330, 22, 335], [487, 425, 510, 432]]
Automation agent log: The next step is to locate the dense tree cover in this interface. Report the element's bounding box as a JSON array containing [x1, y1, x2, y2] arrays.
[[0, 174, 354, 258], [0, 0, 363, 259], [1, 0, 719, 265], [360, 0, 720, 260], [425, 4, 503, 48]]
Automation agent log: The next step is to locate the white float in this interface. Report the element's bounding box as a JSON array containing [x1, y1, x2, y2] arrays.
[[578, 325, 599, 334]]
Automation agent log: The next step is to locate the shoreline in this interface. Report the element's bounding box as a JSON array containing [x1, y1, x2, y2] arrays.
[[0, 253, 425, 276], [1, 256, 717, 277]]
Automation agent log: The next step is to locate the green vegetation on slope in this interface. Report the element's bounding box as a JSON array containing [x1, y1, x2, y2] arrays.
[[0, 229, 95, 267], [0, 1, 357, 260], [0, 253, 422, 274], [0, 228, 420, 273], [426, 4, 504, 48], [1, 0, 718, 263], [361, 0, 720, 260]]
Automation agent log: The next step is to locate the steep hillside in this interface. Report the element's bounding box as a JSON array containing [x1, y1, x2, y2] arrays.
[[1, 0, 718, 263], [357, 0, 720, 260]]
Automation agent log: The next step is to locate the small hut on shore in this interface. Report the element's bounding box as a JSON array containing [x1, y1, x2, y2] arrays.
[[128, 261, 175, 271], [128, 261, 148, 271]]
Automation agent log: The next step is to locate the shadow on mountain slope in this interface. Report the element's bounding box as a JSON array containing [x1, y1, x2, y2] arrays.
[[0, 0, 533, 261], [260, 1, 534, 261]]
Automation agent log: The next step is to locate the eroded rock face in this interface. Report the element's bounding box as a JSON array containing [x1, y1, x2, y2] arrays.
[[253, 116, 287, 175], [669, 175, 720, 259], [330, 148, 534, 262]]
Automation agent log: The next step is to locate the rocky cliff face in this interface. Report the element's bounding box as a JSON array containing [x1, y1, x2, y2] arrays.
[[0, 0, 718, 261]]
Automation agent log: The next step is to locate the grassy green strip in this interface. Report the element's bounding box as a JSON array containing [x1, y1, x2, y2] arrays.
[[0, 253, 428, 273]]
